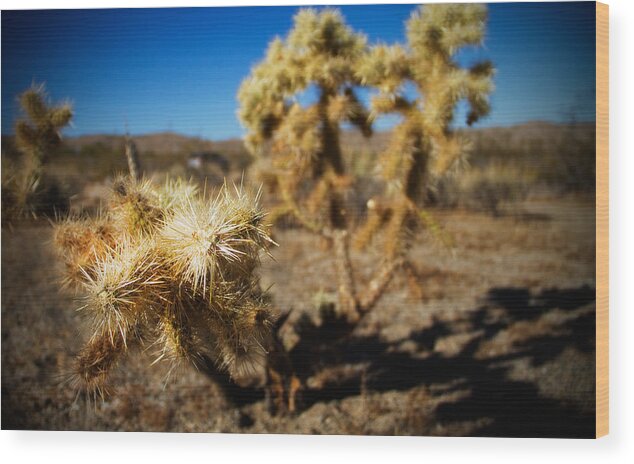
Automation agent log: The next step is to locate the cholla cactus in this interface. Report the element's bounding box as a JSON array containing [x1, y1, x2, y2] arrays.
[[54, 176, 276, 398], [2, 84, 73, 219], [238, 8, 371, 321], [238, 8, 370, 161], [14, 83, 73, 175], [237, 7, 493, 413], [237, 8, 370, 227], [239, 5, 493, 324], [356, 4, 495, 258]]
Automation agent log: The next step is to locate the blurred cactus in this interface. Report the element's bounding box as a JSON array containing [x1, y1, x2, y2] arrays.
[[356, 3, 494, 259], [2, 84, 73, 220], [239, 4, 493, 321], [15, 83, 73, 174], [238, 8, 372, 322], [54, 176, 276, 398], [238, 5, 494, 414]]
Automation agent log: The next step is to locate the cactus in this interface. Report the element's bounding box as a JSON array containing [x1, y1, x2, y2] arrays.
[[238, 8, 373, 323], [54, 176, 276, 398], [2, 84, 73, 220], [238, 5, 494, 413], [356, 4, 495, 260], [15, 83, 73, 175], [239, 4, 493, 320]]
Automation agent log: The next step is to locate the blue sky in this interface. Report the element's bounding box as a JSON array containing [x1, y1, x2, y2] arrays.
[[1, 2, 596, 139]]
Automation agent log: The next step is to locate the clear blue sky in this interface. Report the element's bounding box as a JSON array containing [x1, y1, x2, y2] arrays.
[[1, 2, 596, 139]]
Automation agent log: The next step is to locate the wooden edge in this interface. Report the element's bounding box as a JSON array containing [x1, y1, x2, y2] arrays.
[[595, 0, 609, 439]]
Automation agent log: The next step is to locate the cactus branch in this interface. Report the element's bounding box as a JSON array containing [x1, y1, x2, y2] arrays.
[[359, 258, 404, 314], [333, 229, 359, 323]]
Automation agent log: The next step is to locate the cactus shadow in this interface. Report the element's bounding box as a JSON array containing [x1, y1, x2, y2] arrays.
[[292, 285, 596, 437], [197, 357, 266, 407]]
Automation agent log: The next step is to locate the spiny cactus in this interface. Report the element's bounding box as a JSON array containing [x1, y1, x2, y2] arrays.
[[15, 83, 73, 175], [356, 4, 494, 258], [54, 176, 276, 398], [239, 5, 493, 322], [2, 84, 73, 220], [238, 8, 373, 322], [238, 5, 494, 414], [238, 9, 371, 234]]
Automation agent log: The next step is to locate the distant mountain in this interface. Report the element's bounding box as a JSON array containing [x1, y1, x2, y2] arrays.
[[2, 121, 595, 163], [62, 132, 214, 156]]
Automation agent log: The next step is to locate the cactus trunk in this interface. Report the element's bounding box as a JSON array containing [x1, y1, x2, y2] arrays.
[[333, 229, 359, 323]]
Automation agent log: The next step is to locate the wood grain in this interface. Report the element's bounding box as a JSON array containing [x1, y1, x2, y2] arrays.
[[595, 1, 609, 439]]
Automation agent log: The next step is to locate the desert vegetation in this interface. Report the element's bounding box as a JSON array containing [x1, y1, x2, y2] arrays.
[[53, 176, 276, 399], [1, 3, 596, 436], [1, 84, 73, 222], [235, 4, 495, 411]]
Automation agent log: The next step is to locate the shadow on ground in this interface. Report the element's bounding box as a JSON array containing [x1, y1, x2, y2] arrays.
[[270, 285, 597, 437]]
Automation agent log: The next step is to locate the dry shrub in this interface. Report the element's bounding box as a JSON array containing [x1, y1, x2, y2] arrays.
[[433, 163, 534, 216]]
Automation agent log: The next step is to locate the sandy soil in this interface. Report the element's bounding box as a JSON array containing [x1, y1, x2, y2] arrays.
[[1, 197, 596, 436]]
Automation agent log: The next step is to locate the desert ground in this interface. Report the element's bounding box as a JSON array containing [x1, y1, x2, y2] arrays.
[[1, 186, 596, 436]]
